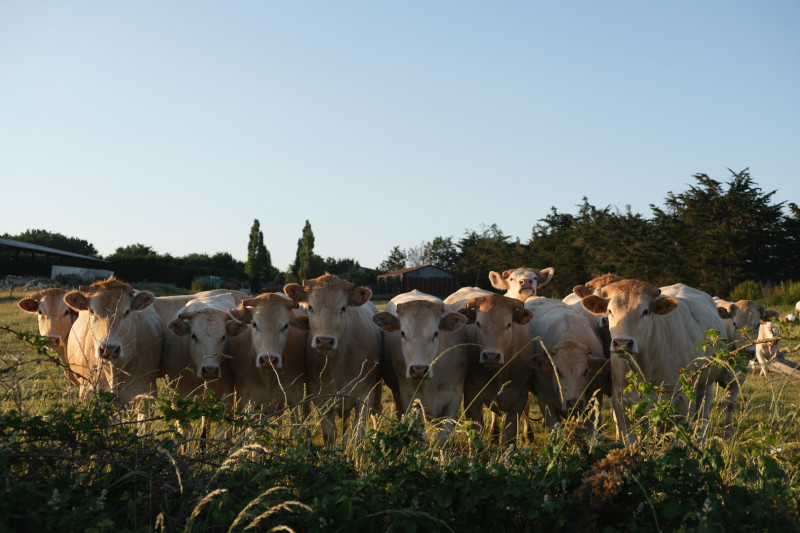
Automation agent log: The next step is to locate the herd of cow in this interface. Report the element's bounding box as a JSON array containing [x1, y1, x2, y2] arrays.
[[16, 268, 785, 447]]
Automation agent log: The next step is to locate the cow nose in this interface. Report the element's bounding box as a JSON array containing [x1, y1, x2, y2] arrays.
[[611, 338, 634, 353], [99, 344, 121, 360], [566, 399, 585, 412], [47, 336, 61, 347], [480, 350, 504, 366], [408, 364, 429, 379], [257, 354, 282, 369], [314, 336, 336, 351], [200, 364, 221, 380]]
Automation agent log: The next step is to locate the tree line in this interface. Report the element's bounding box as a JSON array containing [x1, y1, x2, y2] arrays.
[[4, 169, 798, 299]]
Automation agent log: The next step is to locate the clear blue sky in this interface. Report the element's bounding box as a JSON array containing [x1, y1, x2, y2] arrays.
[[2, 2, 798, 272]]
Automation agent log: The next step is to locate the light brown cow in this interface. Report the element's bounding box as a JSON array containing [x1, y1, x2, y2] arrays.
[[18, 288, 80, 386], [373, 290, 469, 444], [227, 293, 309, 421], [714, 299, 780, 357], [152, 289, 249, 331], [445, 288, 536, 445], [524, 297, 609, 429], [489, 267, 555, 302], [160, 293, 247, 408], [284, 274, 382, 446], [64, 278, 162, 405], [753, 318, 780, 377], [582, 281, 730, 444]]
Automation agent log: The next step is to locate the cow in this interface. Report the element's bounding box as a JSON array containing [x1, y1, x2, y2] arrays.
[[284, 274, 382, 447], [489, 267, 555, 302], [152, 289, 249, 331], [64, 278, 162, 405], [445, 288, 536, 446], [160, 293, 247, 408], [563, 273, 626, 306], [753, 318, 780, 377], [18, 288, 80, 386], [227, 293, 309, 423], [581, 280, 731, 444], [714, 299, 780, 358], [524, 297, 609, 429], [372, 290, 469, 444]]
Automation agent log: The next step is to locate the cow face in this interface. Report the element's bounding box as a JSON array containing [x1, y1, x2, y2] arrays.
[[581, 280, 678, 355], [373, 299, 466, 379], [489, 267, 554, 301], [459, 294, 532, 367], [18, 288, 78, 350], [284, 274, 370, 351], [169, 308, 245, 380], [230, 294, 307, 370], [64, 279, 154, 362], [529, 340, 607, 414]]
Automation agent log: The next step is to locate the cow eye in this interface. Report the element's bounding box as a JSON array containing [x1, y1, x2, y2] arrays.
[[252, 322, 258, 330], [642, 309, 649, 317], [38, 310, 43, 315], [191, 334, 198, 342], [62, 310, 71, 317], [124, 309, 131, 317], [221, 335, 226, 341], [281, 323, 289, 332], [433, 331, 439, 339], [89, 309, 95, 316], [476, 321, 482, 329], [400, 331, 406, 339], [507, 323, 512, 330], [340, 306, 346, 314], [308, 306, 314, 313]]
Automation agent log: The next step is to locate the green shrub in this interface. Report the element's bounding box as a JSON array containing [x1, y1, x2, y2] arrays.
[[190, 279, 213, 293], [729, 279, 761, 301]]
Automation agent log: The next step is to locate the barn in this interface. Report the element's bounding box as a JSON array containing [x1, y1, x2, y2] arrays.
[[377, 265, 456, 299], [0, 237, 112, 281]]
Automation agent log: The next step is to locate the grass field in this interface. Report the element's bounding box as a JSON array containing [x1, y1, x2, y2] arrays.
[[2, 290, 800, 531]]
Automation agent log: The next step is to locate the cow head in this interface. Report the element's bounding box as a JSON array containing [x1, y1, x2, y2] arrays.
[[489, 267, 554, 301], [529, 340, 607, 414], [572, 273, 625, 299], [18, 288, 78, 350], [459, 294, 532, 366], [284, 273, 370, 351], [229, 293, 308, 370], [581, 280, 678, 355], [64, 278, 154, 362], [373, 299, 466, 379]]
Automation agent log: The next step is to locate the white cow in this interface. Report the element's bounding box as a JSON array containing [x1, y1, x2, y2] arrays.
[[445, 288, 536, 445], [715, 299, 780, 357], [64, 278, 162, 405], [373, 290, 468, 443], [18, 288, 80, 386], [753, 318, 780, 377], [227, 293, 309, 421], [524, 297, 609, 429], [160, 293, 247, 408], [284, 274, 382, 447], [489, 267, 554, 302], [581, 280, 731, 444]]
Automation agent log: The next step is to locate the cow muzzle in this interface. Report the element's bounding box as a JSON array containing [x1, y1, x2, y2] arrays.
[[199, 363, 221, 380], [257, 353, 282, 369], [611, 336, 637, 354], [47, 336, 62, 348], [407, 364, 430, 380], [98, 343, 122, 360], [565, 398, 586, 413], [480, 350, 504, 366], [313, 335, 337, 351]]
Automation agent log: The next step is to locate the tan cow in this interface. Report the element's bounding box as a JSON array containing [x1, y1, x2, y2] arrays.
[[64, 278, 162, 405], [714, 299, 780, 357], [152, 289, 249, 331], [284, 274, 382, 446], [753, 318, 780, 377], [445, 288, 536, 445], [227, 293, 309, 421], [524, 297, 609, 429], [18, 288, 80, 386], [160, 293, 247, 408], [489, 267, 555, 302], [581, 280, 730, 444], [373, 290, 469, 444]]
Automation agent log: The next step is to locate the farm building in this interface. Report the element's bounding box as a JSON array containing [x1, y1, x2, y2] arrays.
[[377, 265, 456, 299], [0, 237, 112, 281]]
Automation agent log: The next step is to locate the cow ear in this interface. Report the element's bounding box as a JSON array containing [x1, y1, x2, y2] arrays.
[[64, 291, 89, 312], [582, 295, 608, 315], [588, 357, 609, 373], [528, 353, 552, 372], [716, 307, 731, 320], [169, 319, 191, 336], [290, 312, 309, 330], [653, 296, 679, 315], [226, 319, 248, 337], [440, 312, 467, 332], [284, 283, 307, 303], [538, 267, 555, 287], [458, 308, 477, 324], [764, 309, 780, 320], [513, 307, 533, 325], [573, 285, 589, 298], [349, 287, 372, 307], [373, 312, 400, 332], [488, 271, 509, 291], [132, 291, 155, 311], [18, 298, 38, 313], [228, 305, 252, 324]]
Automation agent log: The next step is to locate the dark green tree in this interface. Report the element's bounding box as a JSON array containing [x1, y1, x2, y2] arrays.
[[455, 224, 514, 288], [379, 246, 407, 272], [423, 236, 460, 272], [289, 220, 324, 282], [245, 219, 277, 292]]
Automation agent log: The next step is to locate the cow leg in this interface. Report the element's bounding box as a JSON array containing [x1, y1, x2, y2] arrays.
[[720, 370, 742, 437], [611, 356, 634, 445]]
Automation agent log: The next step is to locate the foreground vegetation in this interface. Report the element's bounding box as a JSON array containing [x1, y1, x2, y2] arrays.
[[2, 297, 800, 531]]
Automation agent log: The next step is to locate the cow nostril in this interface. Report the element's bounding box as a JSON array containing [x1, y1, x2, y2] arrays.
[[201, 365, 221, 379], [409, 365, 429, 379]]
